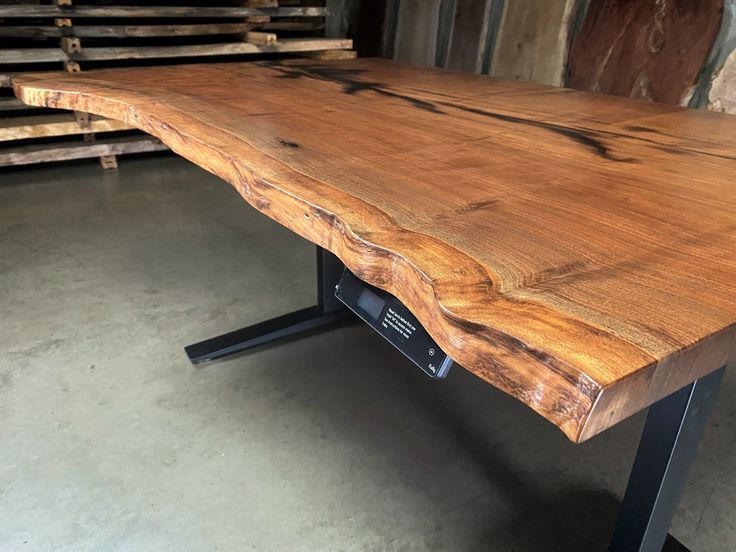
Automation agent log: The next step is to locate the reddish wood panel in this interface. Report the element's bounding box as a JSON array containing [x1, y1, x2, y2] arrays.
[[14, 60, 736, 442], [568, 0, 724, 105]]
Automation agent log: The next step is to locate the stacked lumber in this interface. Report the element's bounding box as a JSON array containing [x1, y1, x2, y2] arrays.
[[0, 0, 354, 169]]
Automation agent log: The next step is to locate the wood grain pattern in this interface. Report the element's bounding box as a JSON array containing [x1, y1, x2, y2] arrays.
[[0, 6, 326, 18], [709, 48, 736, 113], [491, 0, 575, 86], [0, 135, 165, 167], [14, 59, 736, 442], [702, 0, 736, 112], [568, 0, 724, 105], [0, 113, 130, 141], [445, 0, 493, 73], [393, 0, 441, 66]]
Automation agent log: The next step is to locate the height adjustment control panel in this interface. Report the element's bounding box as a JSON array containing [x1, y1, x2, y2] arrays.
[[335, 270, 453, 379]]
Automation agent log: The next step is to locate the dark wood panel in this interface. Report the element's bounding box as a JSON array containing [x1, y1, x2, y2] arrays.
[[393, 0, 441, 66], [445, 0, 493, 73]]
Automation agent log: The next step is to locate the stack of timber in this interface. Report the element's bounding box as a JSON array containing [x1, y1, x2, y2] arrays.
[[0, 0, 354, 169]]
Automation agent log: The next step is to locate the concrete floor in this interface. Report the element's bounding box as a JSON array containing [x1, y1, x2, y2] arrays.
[[0, 155, 734, 551]]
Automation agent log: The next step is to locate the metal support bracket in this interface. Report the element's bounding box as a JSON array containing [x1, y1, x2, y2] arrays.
[[609, 366, 726, 552], [184, 247, 351, 364], [184, 241, 727, 552]]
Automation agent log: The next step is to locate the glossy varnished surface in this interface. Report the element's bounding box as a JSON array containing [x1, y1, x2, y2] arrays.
[[14, 59, 736, 442]]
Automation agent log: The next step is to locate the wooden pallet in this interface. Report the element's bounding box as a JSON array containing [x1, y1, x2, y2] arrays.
[[0, 0, 354, 169]]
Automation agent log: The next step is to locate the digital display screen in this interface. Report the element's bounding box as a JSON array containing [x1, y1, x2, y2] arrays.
[[357, 287, 385, 320]]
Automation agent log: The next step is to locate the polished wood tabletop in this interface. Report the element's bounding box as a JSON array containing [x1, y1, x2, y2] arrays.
[[14, 59, 736, 442]]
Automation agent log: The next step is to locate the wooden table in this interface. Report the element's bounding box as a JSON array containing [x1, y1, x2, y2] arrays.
[[15, 59, 736, 551]]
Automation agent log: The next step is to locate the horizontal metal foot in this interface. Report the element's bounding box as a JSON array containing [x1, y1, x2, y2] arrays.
[[186, 246, 349, 364], [185, 305, 352, 364]]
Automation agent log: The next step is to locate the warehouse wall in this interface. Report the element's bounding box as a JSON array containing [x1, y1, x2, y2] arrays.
[[381, 0, 736, 112]]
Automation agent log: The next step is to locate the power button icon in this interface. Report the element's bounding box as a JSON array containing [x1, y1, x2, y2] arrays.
[[428, 348, 435, 356]]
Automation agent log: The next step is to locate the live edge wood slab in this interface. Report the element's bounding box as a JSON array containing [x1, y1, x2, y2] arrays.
[[14, 59, 736, 443]]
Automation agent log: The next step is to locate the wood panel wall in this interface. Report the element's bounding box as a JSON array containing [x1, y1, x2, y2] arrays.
[[567, 0, 723, 105], [382, 0, 736, 113]]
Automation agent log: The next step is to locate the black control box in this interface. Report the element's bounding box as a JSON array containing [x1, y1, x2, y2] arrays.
[[335, 269, 453, 379]]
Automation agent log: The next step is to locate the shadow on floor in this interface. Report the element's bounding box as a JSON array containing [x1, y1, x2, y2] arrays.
[[196, 320, 650, 552]]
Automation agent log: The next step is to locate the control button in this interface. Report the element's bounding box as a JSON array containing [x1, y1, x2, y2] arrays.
[[428, 347, 435, 356]]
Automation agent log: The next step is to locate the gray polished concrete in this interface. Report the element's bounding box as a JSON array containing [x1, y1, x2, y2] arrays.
[[1, 156, 734, 551]]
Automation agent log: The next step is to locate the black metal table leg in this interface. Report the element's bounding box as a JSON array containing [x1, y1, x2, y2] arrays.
[[184, 246, 352, 364], [609, 366, 726, 552], [316, 246, 345, 314]]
